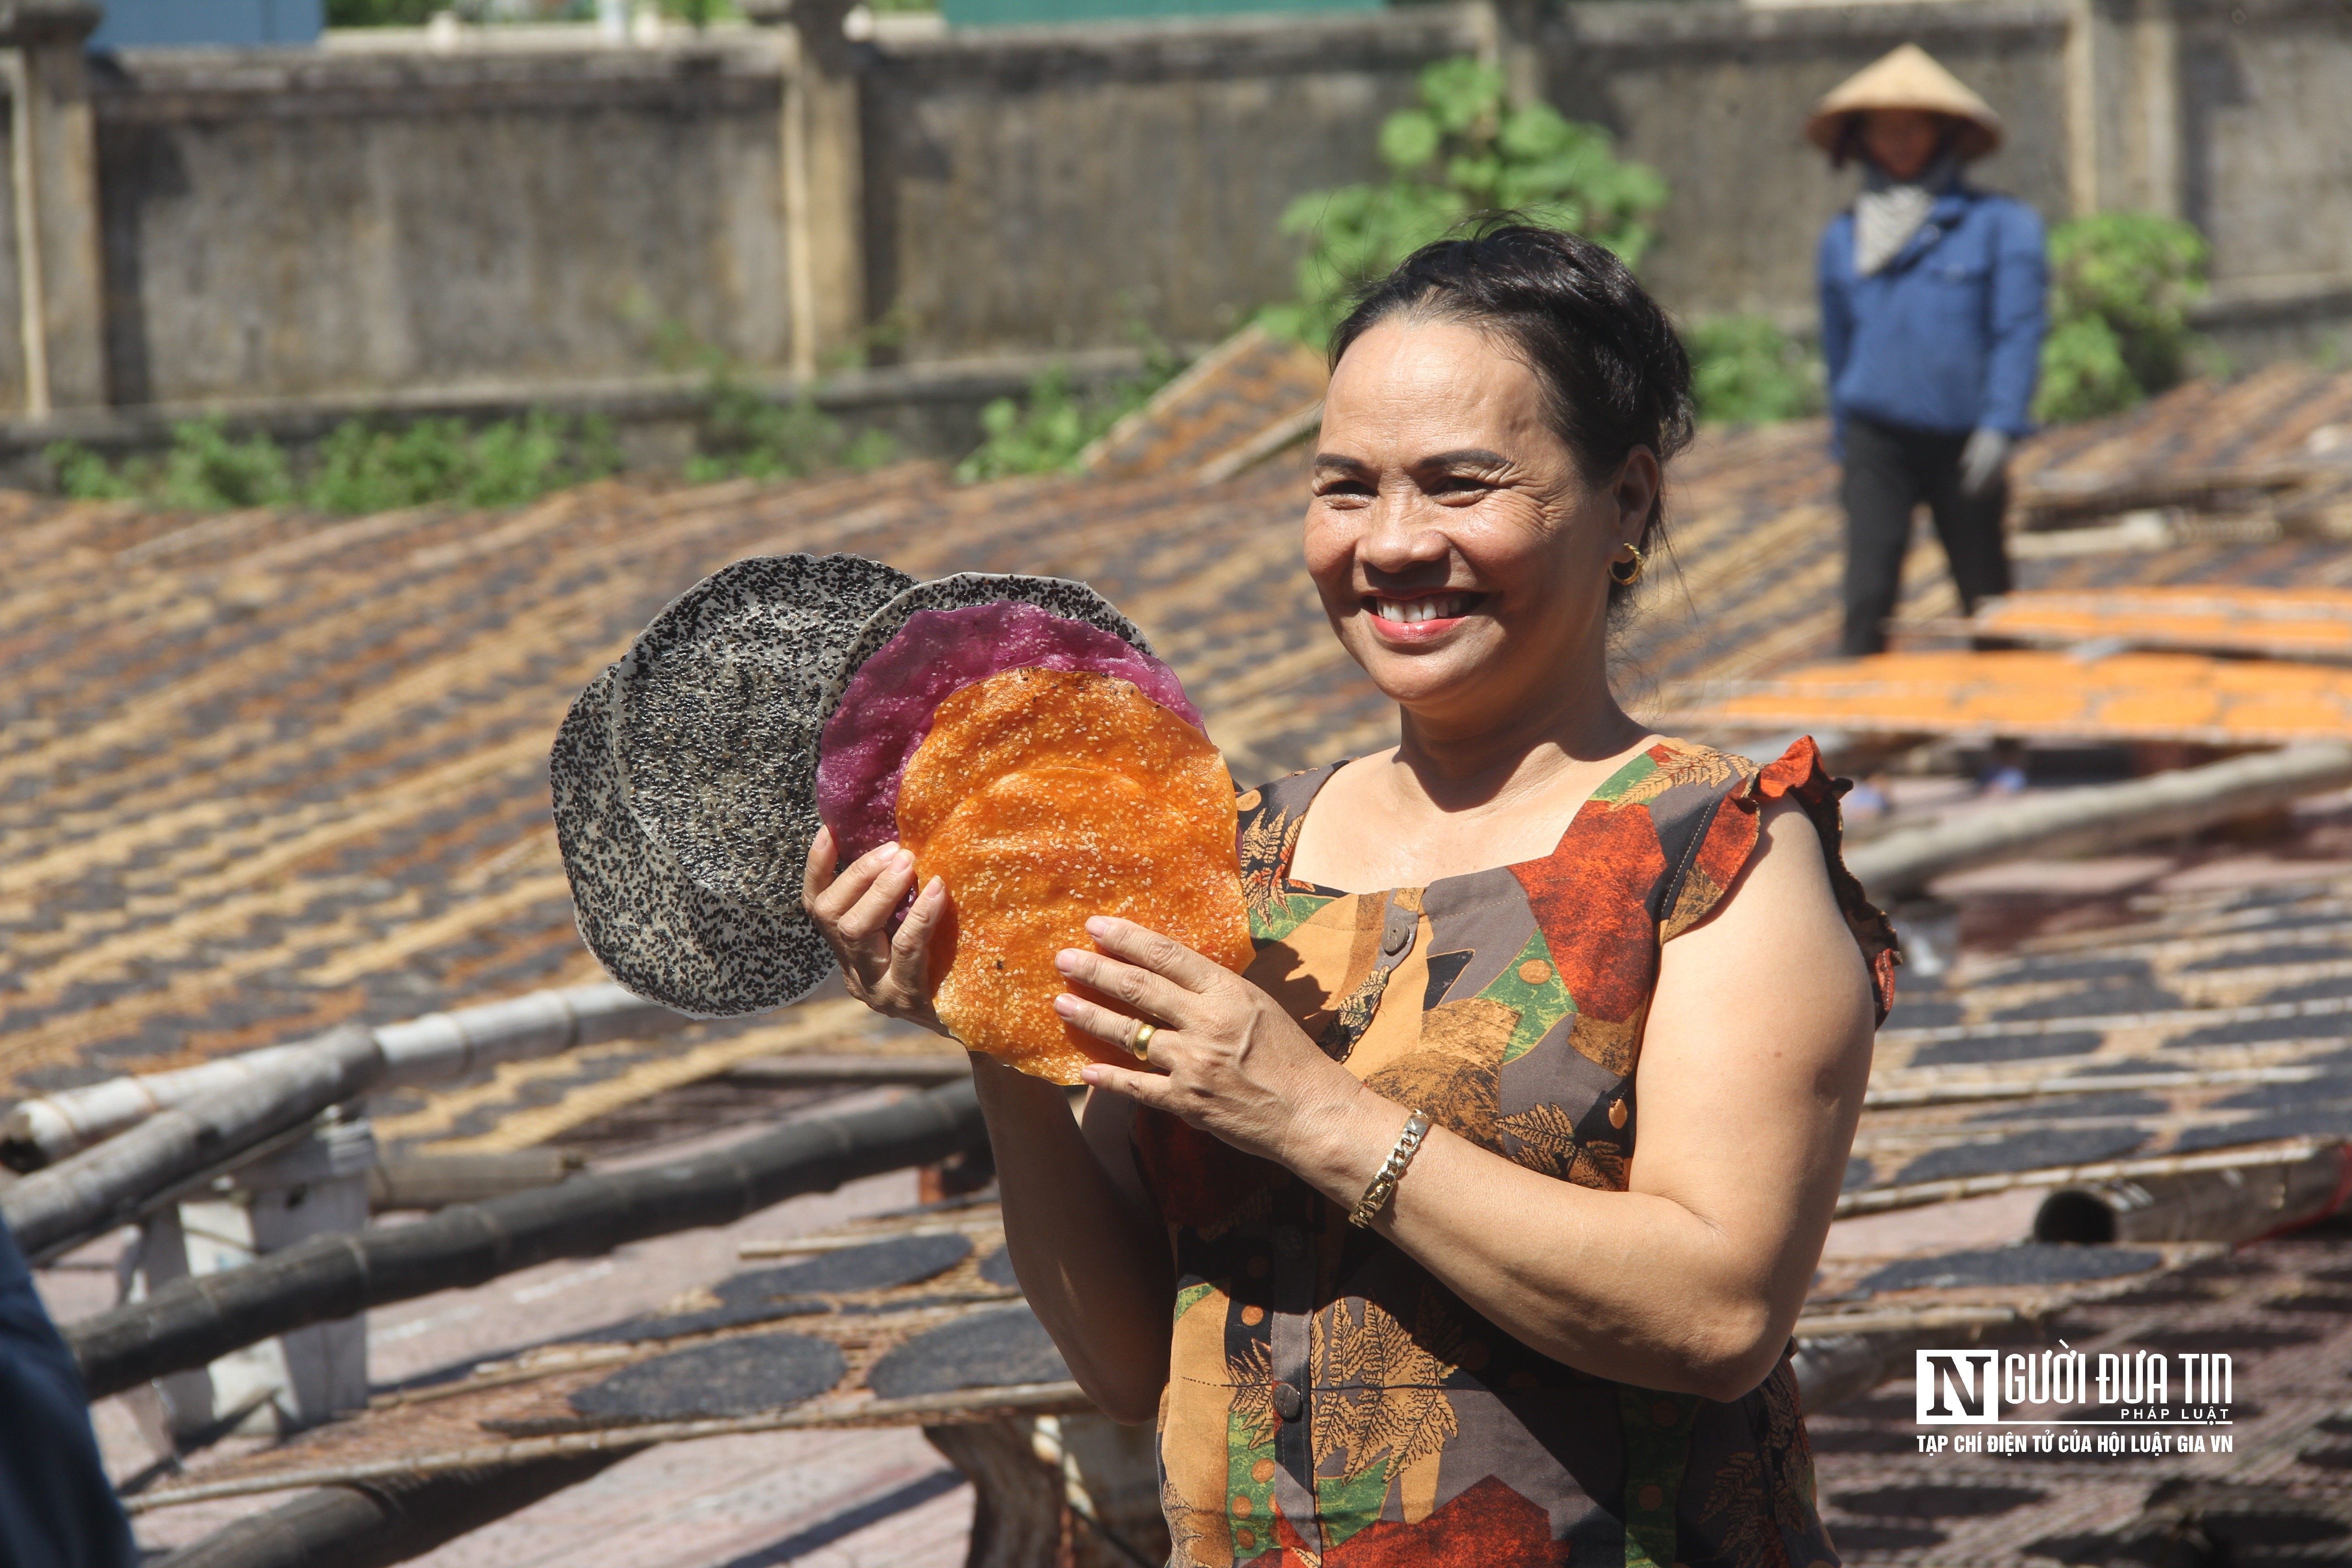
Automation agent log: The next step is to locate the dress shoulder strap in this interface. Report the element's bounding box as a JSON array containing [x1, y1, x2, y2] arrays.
[[1656, 737, 1901, 1022]]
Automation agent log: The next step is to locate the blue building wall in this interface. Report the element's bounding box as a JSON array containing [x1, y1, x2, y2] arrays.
[[90, 0, 324, 49]]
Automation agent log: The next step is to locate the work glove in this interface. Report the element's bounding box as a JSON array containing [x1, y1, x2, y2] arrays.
[[1958, 427, 2012, 498]]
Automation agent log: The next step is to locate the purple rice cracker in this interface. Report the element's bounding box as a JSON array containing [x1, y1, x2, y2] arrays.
[[816, 591, 1200, 867]]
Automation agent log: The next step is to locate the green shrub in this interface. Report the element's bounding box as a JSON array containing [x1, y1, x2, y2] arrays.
[[48, 411, 620, 514], [323, 0, 443, 24], [2035, 213, 2210, 425], [78, 416, 301, 510], [955, 345, 1184, 482], [304, 412, 620, 512], [2034, 315, 2140, 430], [1260, 58, 1667, 348], [1685, 314, 1821, 425], [659, 0, 736, 26], [44, 441, 139, 502], [626, 315, 898, 483], [150, 417, 296, 511], [682, 360, 897, 484]]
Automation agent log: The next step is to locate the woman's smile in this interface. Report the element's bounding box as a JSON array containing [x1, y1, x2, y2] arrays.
[[1365, 589, 1485, 637]]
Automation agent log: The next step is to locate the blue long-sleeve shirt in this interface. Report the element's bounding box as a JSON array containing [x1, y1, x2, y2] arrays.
[[1818, 187, 2048, 451], [0, 1216, 137, 1568]]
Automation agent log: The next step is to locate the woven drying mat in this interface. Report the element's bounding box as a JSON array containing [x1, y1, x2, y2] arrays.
[[1671, 648, 2352, 748], [866, 1303, 1071, 1400], [719, 1232, 974, 1301], [1796, 1240, 2219, 1338], [1846, 1030, 2352, 1200], [1956, 585, 2352, 662], [1857, 1244, 2168, 1296], [566, 1296, 829, 1348], [565, 1332, 847, 1424], [566, 1233, 977, 1346], [149, 1287, 1035, 1499], [1888, 1127, 2157, 1187]]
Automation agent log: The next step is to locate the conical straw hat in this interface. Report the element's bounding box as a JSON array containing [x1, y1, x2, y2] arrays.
[[1805, 44, 2004, 162]]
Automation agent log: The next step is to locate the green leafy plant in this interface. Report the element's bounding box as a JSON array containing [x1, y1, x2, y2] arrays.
[[954, 338, 1185, 482], [2034, 213, 2210, 425], [323, 0, 444, 24], [45, 441, 140, 502], [1260, 58, 1667, 347], [48, 411, 620, 514], [150, 417, 297, 510], [1685, 314, 1822, 425], [682, 357, 897, 484], [659, 0, 735, 26], [626, 311, 897, 483], [304, 412, 620, 512]]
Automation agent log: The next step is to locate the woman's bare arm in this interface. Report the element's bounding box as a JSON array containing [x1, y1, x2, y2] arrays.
[[803, 830, 1176, 1422], [1068, 798, 1876, 1401], [971, 1065, 1175, 1423], [1352, 799, 1873, 1394]]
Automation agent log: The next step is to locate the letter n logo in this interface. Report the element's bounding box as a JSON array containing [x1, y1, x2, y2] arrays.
[[1915, 1351, 1999, 1424]]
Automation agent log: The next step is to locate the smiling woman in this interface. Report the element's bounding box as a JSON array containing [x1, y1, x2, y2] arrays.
[[808, 223, 1899, 1568]]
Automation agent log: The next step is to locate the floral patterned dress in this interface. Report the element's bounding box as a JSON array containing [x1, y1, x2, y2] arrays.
[[1131, 737, 1900, 1568]]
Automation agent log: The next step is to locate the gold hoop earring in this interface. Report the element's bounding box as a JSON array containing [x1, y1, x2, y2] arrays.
[[1609, 544, 1646, 587]]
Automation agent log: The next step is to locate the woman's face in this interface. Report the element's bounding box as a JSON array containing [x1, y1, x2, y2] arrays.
[[1304, 316, 1655, 734], [1862, 109, 1944, 181]]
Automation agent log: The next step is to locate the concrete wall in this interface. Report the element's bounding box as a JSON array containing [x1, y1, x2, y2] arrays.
[[2178, 0, 2352, 361], [861, 8, 1477, 360], [0, 0, 2339, 449], [93, 43, 789, 407]]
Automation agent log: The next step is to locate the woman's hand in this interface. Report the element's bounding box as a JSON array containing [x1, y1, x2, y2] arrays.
[[1057, 916, 1385, 1178], [801, 826, 952, 1037]]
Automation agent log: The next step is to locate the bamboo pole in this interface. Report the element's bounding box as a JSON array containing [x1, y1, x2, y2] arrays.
[[2034, 1146, 2352, 1245], [1846, 743, 2352, 902], [1792, 1305, 2022, 1338], [722, 1054, 970, 1088], [1, 1025, 385, 1265], [1787, 1314, 2017, 1413], [67, 1081, 988, 1401], [368, 1151, 584, 1213], [148, 1450, 638, 1568], [1883, 992, 2352, 1046], [1865, 1062, 2330, 1108], [1835, 1137, 2335, 1217], [2, 982, 688, 1171], [737, 1219, 999, 1259]]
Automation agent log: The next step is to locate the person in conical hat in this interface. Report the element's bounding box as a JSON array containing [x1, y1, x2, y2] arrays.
[[1811, 44, 2048, 663]]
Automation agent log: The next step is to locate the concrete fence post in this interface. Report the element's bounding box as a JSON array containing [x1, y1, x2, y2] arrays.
[[1490, 0, 1545, 110], [2063, 0, 2185, 221], [748, 0, 867, 383], [2128, 0, 2181, 219], [0, 0, 104, 417], [2062, 0, 2102, 217]]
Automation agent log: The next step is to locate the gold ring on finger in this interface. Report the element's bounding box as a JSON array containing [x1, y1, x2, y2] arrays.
[[1131, 1020, 1158, 1060]]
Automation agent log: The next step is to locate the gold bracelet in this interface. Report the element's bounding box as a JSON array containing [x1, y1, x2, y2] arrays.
[[1348, 1110, 1432, 1229]]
